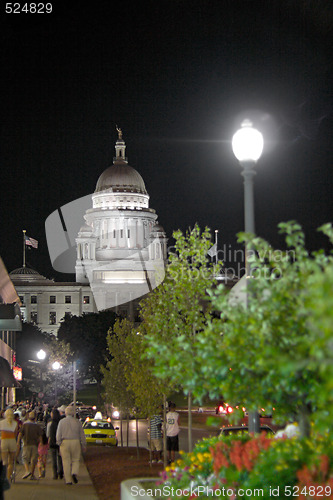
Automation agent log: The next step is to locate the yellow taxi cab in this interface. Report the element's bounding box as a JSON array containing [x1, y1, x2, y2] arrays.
[[83, 412, 118, 446]]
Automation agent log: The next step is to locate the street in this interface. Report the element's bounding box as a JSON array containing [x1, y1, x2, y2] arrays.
[[114, 418, 216, 452]]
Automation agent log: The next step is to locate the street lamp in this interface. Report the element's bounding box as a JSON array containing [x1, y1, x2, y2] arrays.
[[52, 361, 61, 403], [36, 349, 46, 399], [36, 349, 46, 361], [232, 119, 264, 236], [232, 119, 264, 434]]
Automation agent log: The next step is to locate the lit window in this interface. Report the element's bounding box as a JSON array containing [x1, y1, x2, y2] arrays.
[[50, 296, 56, 304], [65, 296, 71, 304], [83, 296, 90, 304], [49, 312, 56, 325]]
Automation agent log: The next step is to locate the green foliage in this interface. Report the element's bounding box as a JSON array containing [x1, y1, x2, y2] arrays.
[[102, 319, 168, 417], [193, 221, 333, 433], [158, 432, 333, 499], [140, 224, 222, 397], [15, 322, 73, 402], [123, 327, 169, 416], [45, 335, 73, 365], [57, 310, 117, 386], [101, 318, 136, 415]]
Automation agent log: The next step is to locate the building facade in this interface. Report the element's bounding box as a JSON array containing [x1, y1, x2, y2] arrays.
[[75, 130, 167, 316], [10, 130, 167, 331], [10, 267, 96, 335], [0, 256, 22, 407]]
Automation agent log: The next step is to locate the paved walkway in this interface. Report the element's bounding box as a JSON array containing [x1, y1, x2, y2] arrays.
[[5, 457, 99, 500]]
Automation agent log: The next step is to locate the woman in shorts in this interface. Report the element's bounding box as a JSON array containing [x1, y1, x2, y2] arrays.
[[0, 408, 18, 480]]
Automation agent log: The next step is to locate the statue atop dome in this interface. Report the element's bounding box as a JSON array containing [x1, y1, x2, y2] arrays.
[[116, 125, 123, 140]]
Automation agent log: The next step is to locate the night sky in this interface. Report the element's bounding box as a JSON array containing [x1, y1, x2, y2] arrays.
[[1, 0, 332, 280]]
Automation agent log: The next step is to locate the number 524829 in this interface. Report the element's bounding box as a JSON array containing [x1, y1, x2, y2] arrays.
[[5, 3, 52, 13]]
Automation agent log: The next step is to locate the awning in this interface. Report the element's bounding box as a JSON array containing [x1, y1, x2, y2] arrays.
[[0, 356, 21, 387], [0, 303, 22, 331]]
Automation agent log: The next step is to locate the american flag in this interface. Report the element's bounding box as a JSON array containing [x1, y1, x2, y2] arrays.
[[25, 235, 38, 249]]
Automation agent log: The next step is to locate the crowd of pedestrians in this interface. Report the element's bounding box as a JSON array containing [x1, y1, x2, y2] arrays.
[[0, 400, 86, 490]]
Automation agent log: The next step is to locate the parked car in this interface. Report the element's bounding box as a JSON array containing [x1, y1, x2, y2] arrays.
[[83, 415, 118, 445], [215, 402, 235, 415], [219, 424, 275, 436], [78, 408, 95, 423]]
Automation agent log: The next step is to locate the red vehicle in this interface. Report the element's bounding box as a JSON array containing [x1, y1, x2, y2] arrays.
[[215, 402, 234, 415]]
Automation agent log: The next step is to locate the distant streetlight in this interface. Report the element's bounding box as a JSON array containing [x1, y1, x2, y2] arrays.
[[52, 361, 61, 402], [36, 349, 47, 397], [232, 119, 264, 434], [52, 361, 61, 371], [37, 349, 46, 361]]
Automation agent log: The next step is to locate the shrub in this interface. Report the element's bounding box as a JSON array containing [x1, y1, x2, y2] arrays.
[[157, 432, 333, 499]]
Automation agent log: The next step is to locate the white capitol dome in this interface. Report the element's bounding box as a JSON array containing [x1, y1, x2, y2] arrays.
[[75, 129, 167, 314]]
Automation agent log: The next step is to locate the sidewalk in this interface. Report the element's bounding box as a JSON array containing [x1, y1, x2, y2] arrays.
[[5, 457, 99, 500]]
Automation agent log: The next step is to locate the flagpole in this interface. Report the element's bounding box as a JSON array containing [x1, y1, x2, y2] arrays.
[[23, 230, 26, 267], [215, 229, 218, 265]]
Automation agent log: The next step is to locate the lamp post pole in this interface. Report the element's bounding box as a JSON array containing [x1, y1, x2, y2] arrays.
[[232, 119, 264, 434], [52, 361, 61, 403], [36, 349, 46, 398], [73, 360, 77, 416]]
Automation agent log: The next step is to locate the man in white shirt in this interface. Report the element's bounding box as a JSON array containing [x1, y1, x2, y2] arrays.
[[56, 406, 86, 485], [166, 402, 180, 464]]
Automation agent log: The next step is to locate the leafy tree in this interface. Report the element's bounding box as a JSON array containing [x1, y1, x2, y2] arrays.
[[15, 322, 50, 401], [45, 335, 73, 366], [101, 318, 135, 415], [123, 325, 173, 463], [123, 325, 169, 417], [101, 318, 136, 447], [193, 221, 333, 437], [15, 322, 74, 404], [57, 310, 117, 402], [302, 224, 333, 429], [140, 225, 222, 450], [15, 322, 51, 367]]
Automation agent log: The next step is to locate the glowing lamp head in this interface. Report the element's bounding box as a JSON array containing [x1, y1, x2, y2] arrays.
[[52, 361, 61, 370], [37, 349, 46, 360], [232, 119, 264, 163]]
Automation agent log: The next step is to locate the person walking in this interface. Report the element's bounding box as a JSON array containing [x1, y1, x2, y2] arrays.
[[0, 408, 18, 480], [37, 432, 49, 478], [149, 413, 163, 463], [18, 410, 43, 480], [46, 408, 63, 479], [56, 405, 86, 485], [166, 402, 180, 464]]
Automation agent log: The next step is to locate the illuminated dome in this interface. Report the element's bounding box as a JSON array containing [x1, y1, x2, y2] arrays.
[[10, 267, 40, 276], [95, 131, 147, 194], [10, 266, 53, 282], [95, 163, 147, 194]]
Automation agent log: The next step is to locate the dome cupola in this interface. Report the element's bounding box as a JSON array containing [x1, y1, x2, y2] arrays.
[[95, 127, 147, 195]]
